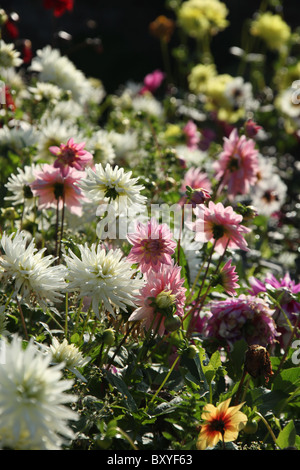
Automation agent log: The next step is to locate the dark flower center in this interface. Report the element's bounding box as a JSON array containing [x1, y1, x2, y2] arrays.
[[227, 155, 240, 172], [54, 182, 65, 200], [61, 147, 76, 163], [144, 239, 163, 254], [209, 419, 226, 435], [23, 184, 33, 199], [262, 190, 278, 203], [212, 224, 225, 240], [104, 187, 119, 201]]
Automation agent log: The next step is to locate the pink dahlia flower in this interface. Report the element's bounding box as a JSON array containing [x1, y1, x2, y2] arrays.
[[244, 119, 262, 138], [30, 164, 85, 216], [180, 167, 211, 207], [183, 120, 200, 150], [188, 201, 251, 255], [199, 128, 216, 151], [140, 69, 165, 94], [249, 273, 300, 347], [212, 259, 239, 296], [128, 263, 187, 336], [49, 137, 93, 177], [213, 128, 259, 197], [180, 167, 212, 194], [201, 294, 279, 349], [127, 218, 177, 274]]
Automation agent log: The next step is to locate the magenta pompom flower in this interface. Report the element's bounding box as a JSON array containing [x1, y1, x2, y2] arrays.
[[183, 120, 200, 150], [213, 128, 259, 197], [49, 137, 93, 176], [128, 263, 187, 336], [30, 163, 86, 216], [244, 119, 262, 138], [188, 201, 250, 255], [249, 272, 300, 347], [127, 218, 177, 274], [202, 294, 279, 349], [140, 69, 165, 94]]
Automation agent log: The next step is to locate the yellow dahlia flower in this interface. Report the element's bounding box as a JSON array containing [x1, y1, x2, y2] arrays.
[[177, 0, 229, 39], [188, 63, 217, 94], [250, 12, 291, 51], [196, 398, 247, 450]]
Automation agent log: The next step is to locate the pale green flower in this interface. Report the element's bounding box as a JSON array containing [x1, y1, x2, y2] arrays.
[[251, 12, 291, 50], [178, 0, 229, 38], [0, 40, 23, 68]]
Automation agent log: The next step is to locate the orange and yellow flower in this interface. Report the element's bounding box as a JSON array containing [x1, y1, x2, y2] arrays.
[[196, 398, 247, 450]]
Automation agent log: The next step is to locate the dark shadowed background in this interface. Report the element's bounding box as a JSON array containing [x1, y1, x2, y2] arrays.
[[0, 0, 299, 92]]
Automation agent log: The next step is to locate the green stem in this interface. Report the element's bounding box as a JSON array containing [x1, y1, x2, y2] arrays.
[[79, 304, 93, 342], [234, 368, 248, 405], [185, 257, 206, 304], [55, 198, 60, 261], [160, 39, 172, 83], [115, 427, 138, 450], [57, 191, 65, 263], [74, 297, 84, 330], [64, 292, 68, 338], [255, 411, 280, 449], [105, 322, 136, 370], [17, 299, 29, 341], [46, 307, 65, 331], [146, 355, 180, 411]]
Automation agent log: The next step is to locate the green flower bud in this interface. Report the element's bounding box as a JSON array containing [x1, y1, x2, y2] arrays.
[[185, 344, 198, 359], [102, 328, 115, 346], [243, 420, 258, 434], [0, 9, 8, 26], [164, 314, 181, 332], [155, 290, 176, 309], [1, 207, 17, 220]]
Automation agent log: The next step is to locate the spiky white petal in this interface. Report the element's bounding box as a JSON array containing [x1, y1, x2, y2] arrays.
[[0, 335, 78, 450], [64, 243, 144, 318], [0, 231, 67, 308]]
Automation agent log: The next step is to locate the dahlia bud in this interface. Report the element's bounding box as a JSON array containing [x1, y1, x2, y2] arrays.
[[186, 185, 211, 207], [164, 314, 181, 332], [102, 328, 115, 346], [244, 344, 273, 383], [1, 207, 17, 220], [0, 9, 8, 26], [244, 119, 262, 138], [149, 15, 175, 43], [155, 290, 176, 310], [185, 344, 198, 359], [235, 203, 258, 221]]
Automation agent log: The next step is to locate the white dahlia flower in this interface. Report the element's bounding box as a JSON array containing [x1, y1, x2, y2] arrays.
[[64, 243, 144, 318], [0, 231, 67, 309], [0, 335, 78, 450]]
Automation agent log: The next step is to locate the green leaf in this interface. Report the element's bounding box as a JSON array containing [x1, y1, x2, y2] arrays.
[[148, 396, 183, 417], [105, 370, 138, 413], [276, 421, 299, 450], [248, 387, 287, 414], [226, 339, 248, 381], [272, 367, 300, 394], [200, 349, 223, 386], [70, 333, 80, 345], [175, 245, 190, 293]]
